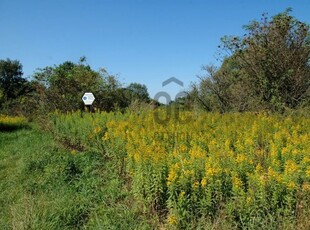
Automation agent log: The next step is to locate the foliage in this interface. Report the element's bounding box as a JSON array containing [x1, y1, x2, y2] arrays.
[[194, 9, 310, 112], [0, 125, 158, 229], [33, 59, 151, 113], [33, 58, 105, 112], [49, 110, 310, 229], [0, 59, 25, 101], [126, 83, 150, 102], [0, 59, 34, 115]]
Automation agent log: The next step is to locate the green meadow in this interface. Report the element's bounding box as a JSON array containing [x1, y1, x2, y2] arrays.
[[0, 125, 158, 229]]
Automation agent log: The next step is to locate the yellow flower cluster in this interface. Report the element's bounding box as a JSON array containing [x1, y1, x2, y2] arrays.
[[101, 110, 310, 223], [0, 115, 27, 130], [51, 110, 310, 225]]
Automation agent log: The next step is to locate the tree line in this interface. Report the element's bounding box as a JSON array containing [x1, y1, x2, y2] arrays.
[[186, 9, 310, 113], [0, 57, 153, 116], [1, 9, 309, 116]]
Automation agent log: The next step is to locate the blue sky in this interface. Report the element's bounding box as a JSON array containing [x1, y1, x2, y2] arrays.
[[1, 0, 310, 99]]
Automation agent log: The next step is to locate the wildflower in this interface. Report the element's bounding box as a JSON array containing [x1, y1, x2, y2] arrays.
[[224, 139, 231, 150], [232, 175, 243, 189], [245, 137, 254, 147], [133, 152, 141, 163], [284, 160, 298, 175], [102, 132, 109, 141], [184, 169, 194, 177], [93, 126, 102, 134], [267, 167, 278, 179], [179, 191, 186, 198], [189, 146, 205, 159], [206, 167, 219, 177], [167, 214, 178, 225], [167, 168, 178, 185], [286, 181, 297, 190], [302, 183, 310, 192], [71, 149, 77, 154], [305, 166, 310, 178], [236, 154, 247, 163], [255, 163, 263, 173], [201, 178, 207, 187], [192, 181, 199, 189]]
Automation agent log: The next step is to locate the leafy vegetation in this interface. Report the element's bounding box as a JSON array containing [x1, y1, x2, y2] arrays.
[[0, 59, 34, 115], [0, 124, 158, 229], [0, 8, 309, 230], [190, 9, 310, 112], [49, 110, 310, 229], [0, 57, 151, 116]]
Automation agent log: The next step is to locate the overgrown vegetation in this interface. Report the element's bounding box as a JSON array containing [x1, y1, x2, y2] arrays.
[[49, 110, 310, 229], [0, 57, 152, 116], [0, 8, 309, 230], [189, 9, 310, 113], [0, 124, 158, 229]]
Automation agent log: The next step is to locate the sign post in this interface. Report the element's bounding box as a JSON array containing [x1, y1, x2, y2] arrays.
[[82, 92, 95, 112]]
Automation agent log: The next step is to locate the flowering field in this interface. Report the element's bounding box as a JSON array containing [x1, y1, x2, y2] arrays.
[[0, 115, 27, 131], [50, 110, 310, 228]]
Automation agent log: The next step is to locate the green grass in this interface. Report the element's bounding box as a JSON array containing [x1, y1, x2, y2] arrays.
[[0, 126, 158, 229], [3, 118, 309, 229]]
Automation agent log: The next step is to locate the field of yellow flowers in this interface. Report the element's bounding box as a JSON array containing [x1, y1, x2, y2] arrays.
[[50, 110, 310, 228], [0, 114, 27, 131]]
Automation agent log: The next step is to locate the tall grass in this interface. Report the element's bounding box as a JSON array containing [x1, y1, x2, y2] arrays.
[[48, 110, 310, 229], [0, 125, 157, 229]]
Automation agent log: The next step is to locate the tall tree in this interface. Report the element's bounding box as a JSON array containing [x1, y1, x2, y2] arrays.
[[33, 58, 130, 112], [194, 9, 310, 112], [33, 58, 104, 112], [126, 83, 150, 102], [0, 59, 26, 102], [220, 9, 310, 111]]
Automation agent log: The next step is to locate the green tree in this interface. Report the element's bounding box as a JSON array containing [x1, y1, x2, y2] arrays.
[[0, 59, 35, 115], [33, 58, 132, 112], [0, 59, 26, 102], [126, 83, 150, 102], [220, 9, 310, 111], [195, 9, 310, 112], [195, 58, 260, 112], [93, 70, 131, 112], [34, 58, 104, 112]]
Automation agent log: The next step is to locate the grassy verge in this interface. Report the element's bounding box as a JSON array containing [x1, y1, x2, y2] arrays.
[[0, 126, 158, 229]]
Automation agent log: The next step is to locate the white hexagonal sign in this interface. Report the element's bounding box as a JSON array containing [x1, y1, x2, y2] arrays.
[[82, 92, 95, 105]]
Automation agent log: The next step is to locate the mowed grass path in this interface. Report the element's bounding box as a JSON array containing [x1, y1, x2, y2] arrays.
[[0, 127, 157, 229]]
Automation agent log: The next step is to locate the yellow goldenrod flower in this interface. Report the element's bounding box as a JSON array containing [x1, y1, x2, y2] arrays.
[[285, 160, 298, 175], [167, 214, 178, 225], [201, 178, 207, 187]]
